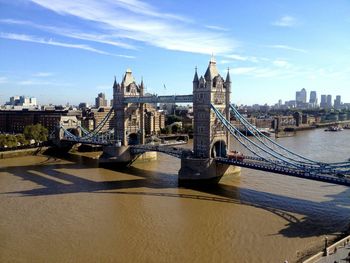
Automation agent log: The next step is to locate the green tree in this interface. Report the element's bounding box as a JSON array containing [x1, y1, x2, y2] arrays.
[[0, 134, 7, 148], [24, 124, 48, 142], [16, 134, 28, 146], [6, 135, 18, 148]]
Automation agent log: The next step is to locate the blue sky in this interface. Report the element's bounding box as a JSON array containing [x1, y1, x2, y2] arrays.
[[0, 0, 350, 106]]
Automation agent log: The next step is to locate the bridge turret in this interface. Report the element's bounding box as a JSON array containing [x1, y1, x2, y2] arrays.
[[179, 58, 237, 182], [193, 67, 199, 84], [113, 68, 144, 146], [192, 57, 229, 159]]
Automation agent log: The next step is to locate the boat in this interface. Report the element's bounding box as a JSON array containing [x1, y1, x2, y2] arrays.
[[325, 125, 343, 132]]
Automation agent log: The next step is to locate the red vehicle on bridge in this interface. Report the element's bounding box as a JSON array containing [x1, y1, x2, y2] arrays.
[[227, 151, 244, 161]]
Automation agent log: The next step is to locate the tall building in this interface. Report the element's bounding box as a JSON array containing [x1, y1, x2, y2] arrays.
[[95, 93, 107, 108], [320, 95, 327, 108], [334, 95, 341, 109], [327, 95, 332, 108], [296, 88, 307, 103], [7, 95, 37, 108], [309, 91, 317, 103]]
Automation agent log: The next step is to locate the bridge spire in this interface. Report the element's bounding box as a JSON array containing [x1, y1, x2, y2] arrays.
[[225, 67, 231, 83], [193, 66, 199, 83]]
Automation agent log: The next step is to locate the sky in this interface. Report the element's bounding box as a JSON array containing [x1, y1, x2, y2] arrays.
[[0, 0, 350, 106]]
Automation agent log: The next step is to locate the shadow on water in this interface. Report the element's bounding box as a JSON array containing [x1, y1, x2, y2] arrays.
[[2, 152, 350, 239]]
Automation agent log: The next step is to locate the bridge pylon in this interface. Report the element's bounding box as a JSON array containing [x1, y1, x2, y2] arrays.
[[179, 57, 239, 182], [101, 69, 151, 164]]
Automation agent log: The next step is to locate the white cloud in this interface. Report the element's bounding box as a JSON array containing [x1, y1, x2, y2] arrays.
[[0, 32, 135, 58], [273, 59, 291, 68], [17, 79, 72, 86], [267, 44, 307, 53], [0, 76, 8, 84], [27, 0, 237, 54], [224, 54, 259, 63], [272, 15, 298, 27], [32, 72, 54, 77], [0, 19, 136, 50], [205, 25, 229, 31]]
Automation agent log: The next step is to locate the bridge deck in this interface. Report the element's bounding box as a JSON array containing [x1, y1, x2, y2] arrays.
[[123, 95, 193, 104], [215, 157, 350, 186], [130, 142, 192, 158]]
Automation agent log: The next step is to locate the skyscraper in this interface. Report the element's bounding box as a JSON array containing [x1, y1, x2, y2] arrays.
[[296, 88, 307, 104], [326, 94, 332, 108], [334, 95, 341, 109], [309, 91, 317, 105], [95, 92, 107, 108], [320, 94, 327, 108]]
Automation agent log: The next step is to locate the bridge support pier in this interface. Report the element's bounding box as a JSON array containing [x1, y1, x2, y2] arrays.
[[178, 157, 240, 184], [100, 145, 157, 165]]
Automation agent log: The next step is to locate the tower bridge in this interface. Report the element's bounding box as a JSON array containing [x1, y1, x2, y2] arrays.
[[55, 58, 350, 186]]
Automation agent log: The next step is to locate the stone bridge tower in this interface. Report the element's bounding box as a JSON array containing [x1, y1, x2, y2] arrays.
[[113, 69, 145, 146], [193, 56, 231, 158], [179, 57, 234, 182]]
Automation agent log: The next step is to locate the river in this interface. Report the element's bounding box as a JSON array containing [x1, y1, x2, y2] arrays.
[[1, 128, 350, 262]]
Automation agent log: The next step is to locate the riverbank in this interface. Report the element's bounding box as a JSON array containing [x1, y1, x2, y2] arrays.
[[0, 146, 49, 159]]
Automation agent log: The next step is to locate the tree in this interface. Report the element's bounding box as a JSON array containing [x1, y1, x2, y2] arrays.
[[5, 135, 18, 148], [24, 124, 48, 142], [16, 134, 28, 146]]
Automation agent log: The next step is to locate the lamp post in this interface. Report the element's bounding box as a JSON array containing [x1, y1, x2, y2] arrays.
[[323, 236, 328, 256]]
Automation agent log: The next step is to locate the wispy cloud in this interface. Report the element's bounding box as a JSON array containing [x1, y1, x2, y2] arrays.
[[267, 44, 307, 53], [205, 25, 229, 31], [27, 0, 237, 54], [223, 54, 259, 63], [17, 79, 72, 86], [272, 15, 298, 27], [272, 59, 291, 68], [32, 72, 54, 77], [0, 19, 136, 50], [0, 76, 8, 84], [0, 32, 135, 58]]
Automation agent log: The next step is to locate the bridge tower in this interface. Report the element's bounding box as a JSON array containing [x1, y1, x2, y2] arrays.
[[179, 57, 236, 182], [193, 56, 231, 158], [113, 69, 145, 146]]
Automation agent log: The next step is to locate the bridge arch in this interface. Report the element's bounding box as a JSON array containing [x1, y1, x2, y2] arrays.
[[67, 128, 80, 137], [211, 139, 227, 158], [128, 132, 139, 145]]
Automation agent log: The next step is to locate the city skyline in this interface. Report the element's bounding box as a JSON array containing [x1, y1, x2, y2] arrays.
[[1, 0, 350, 105]]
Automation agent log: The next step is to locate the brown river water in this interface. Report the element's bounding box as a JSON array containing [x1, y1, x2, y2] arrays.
[[1, 128, 350, 262]]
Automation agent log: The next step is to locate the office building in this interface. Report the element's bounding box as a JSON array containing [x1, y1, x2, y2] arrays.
[[320, 95, 327, 108], [334, 95, 341, 109], [327, 95, 332, 108], [95, 93, 107, 108]]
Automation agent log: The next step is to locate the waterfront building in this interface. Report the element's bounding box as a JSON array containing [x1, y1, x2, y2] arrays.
[[84, 107, 115, 132], [0, 109, 81, 133], [144, 107, 165, 135], [95, 93, 107, 108]]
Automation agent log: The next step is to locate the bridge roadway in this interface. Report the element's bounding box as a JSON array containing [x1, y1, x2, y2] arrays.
[[130, 142, 192, 158], [215, 157, 350, 186], [123, 94, 193, 104], [61, 139, 112, 146]]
